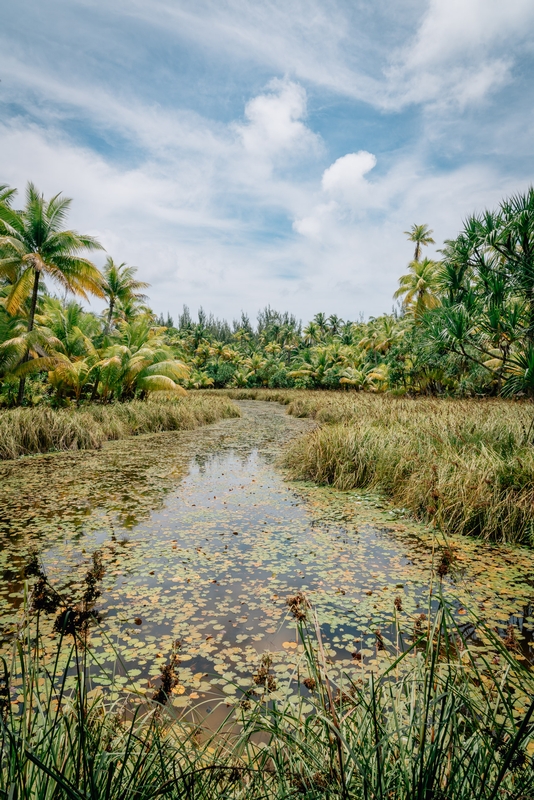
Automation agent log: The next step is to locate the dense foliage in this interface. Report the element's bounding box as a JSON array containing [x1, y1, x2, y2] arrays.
[[2, 182, 534, 405]]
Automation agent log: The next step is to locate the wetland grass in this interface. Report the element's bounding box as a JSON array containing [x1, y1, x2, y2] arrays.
[[282, 394, 534, 544], [1, 592, 533, 800], [0, 395, 240, 460]]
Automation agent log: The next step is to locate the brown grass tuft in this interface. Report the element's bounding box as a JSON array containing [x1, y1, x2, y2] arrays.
[[0, 395, 240, 460], [280, 392, 534, 545]]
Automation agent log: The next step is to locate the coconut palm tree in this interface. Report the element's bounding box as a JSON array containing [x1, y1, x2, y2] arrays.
[[0, 183, 104, 403], [302, 321, 320, 347], [0, 184, 17, 210], [394, 258, 441, 319], [102, 258, 149, 333], [36, 297, 101, 359], [313, 312, 329, 338], [339, 363, 388, 390], [97, 318, 189, 402], [328, 314, 344, 336], [404, 223, 435, 262]]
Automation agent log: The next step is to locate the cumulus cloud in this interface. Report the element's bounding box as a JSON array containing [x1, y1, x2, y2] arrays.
[[238, 79, 320, 161], [294, 150, 378, 237], [322, 151, 377, 200]]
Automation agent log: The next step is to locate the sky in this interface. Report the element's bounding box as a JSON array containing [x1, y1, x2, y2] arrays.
[[1, 0, 534, 325]]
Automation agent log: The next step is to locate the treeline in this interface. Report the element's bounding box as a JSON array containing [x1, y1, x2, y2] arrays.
[[1, 182, 534, 406]]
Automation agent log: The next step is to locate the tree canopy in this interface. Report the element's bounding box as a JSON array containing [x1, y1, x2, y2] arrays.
[[2, 180, 534, 404]]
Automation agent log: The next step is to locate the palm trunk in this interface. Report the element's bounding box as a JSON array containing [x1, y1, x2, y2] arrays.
[[529, 289, 534, 345], [90, 375, 100, 402], [17, 270, 40, 405], [105, 300, 114, 334]]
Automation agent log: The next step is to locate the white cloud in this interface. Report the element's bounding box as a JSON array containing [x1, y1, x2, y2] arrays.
[[1, 1, 532, 322], [111, 0, 382, 103], [385, 0, 534, 108], [238, 79, 320, 162], [0, 77, 323, 318], [322, 151, 377, 199], [61, 0, 534, 112], [291, 147, 530, 318]]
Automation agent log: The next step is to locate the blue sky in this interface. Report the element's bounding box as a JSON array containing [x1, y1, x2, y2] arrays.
[[1, 0, 534, 323]]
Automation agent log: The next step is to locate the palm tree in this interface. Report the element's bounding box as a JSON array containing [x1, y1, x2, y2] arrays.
[[0, 183, 104, 403], [394, 258, 441, 319], [404, 224, 435, 262], [0, 184, 17, 209], [97, 319, 189, 402], [313, 312, 328, 338], [302, 321, 320, 347], [339, 363, 388, 391], [101, 258, 149, 333], [36, 297, 101, 358]]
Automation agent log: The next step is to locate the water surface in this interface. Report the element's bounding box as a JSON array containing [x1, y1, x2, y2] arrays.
[[1, 401, 533, 707]]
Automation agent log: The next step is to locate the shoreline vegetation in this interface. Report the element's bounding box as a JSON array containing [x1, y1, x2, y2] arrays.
[[2, 575, 533, 800], [2, 388, 533, 546], [0, 395, 240, 460], [220, 389, 534, 545]]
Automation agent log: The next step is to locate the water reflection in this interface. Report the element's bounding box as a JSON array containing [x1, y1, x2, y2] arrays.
[[1, 401, 533, 711]]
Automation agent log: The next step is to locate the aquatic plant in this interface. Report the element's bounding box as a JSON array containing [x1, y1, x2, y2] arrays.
[[1, 589, 533, 799]]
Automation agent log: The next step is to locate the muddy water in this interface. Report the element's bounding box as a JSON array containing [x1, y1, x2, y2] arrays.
[[1, 401, 533, 710]]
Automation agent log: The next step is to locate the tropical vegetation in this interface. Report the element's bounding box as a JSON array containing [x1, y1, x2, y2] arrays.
[[2, 567, 533, 800], [2, 182, 534, 405]]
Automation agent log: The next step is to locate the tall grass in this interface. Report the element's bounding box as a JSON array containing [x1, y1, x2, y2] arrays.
[[218, 388, 295, 404], [2, 591, 533, 799], [278, 393, 534, 545], [0, 395, 241, 460]]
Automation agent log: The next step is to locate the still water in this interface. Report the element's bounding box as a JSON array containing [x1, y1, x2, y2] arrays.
[[1, 401, 533, 708]]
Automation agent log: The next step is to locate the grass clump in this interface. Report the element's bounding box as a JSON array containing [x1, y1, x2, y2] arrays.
[[218, 388, 295, 404], [2, 581, 534, 800], [280, 393, 534, 544], [0, 395, 240, 460]]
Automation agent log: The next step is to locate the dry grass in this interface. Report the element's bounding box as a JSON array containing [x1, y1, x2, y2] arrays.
[[217, 388, 296, 404], [0, 394, 240, 460], [278, 392, 534, 545]]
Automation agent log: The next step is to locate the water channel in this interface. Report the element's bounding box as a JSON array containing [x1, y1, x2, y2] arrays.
[[1, 400, 533, 710]]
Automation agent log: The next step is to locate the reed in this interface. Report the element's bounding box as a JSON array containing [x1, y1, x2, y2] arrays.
[[2, 590, 533, 800], [0, 395, 240, 460], [279, 393, 534, 544]]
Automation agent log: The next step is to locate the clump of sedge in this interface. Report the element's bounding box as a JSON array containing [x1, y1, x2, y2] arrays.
[[286, 593, 307, 621], [503, 624, 518, 652], [253, 655, 277, 693], [413, 613, 427, 639], [436, 545, 456, 578], [26, 555, 61, 615], [0, 665, 9, 723], [153, 642, 181, 705], [53, 550, 105, 635]]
